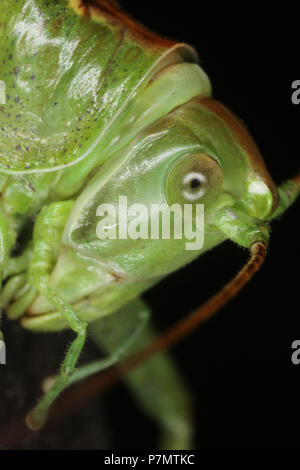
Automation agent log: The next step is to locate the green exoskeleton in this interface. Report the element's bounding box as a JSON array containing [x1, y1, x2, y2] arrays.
[[0, 0, 299, 448]]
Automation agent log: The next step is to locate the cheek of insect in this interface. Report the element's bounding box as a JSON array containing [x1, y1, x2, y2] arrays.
[[165, 153, 224, 208]]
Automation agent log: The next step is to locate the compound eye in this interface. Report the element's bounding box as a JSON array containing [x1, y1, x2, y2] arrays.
[[182, 171, 207, 201], [165, 153, 223, 207]]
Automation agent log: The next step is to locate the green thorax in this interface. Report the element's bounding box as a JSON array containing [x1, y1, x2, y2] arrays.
[[0, 0, 198, 173], [0, 0, 211, 222]]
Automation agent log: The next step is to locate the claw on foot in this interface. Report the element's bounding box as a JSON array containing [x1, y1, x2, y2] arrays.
[[25, 410, 45, 431]]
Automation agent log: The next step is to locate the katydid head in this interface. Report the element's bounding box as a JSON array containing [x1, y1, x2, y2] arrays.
[[174, 97, 278, 220], [166, 95, 300, 251], [59, 94, 290, 286], [141, 95, 278, 252]]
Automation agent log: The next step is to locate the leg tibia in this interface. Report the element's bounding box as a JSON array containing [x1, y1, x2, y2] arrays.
[[26, 200, 88, 430], [44, 298, 150, 389]]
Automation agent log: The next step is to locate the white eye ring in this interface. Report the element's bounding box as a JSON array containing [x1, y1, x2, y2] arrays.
[[182, 171, 207, 201]]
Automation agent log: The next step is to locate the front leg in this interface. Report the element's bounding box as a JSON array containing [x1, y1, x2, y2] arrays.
[[24, 201, 89, 431], [43, 297, 150, 391]]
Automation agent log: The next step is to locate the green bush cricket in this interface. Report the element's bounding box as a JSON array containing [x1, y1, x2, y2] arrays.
[[0, 1, 299, 448]]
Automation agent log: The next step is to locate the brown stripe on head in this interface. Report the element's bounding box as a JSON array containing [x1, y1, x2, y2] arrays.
[[68, 0, 89, 16], [196, 96, 278, 211], [69, 0, 176, 49]]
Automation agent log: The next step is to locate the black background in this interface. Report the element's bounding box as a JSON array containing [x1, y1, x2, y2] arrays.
[[1, 3, 300, 451]]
